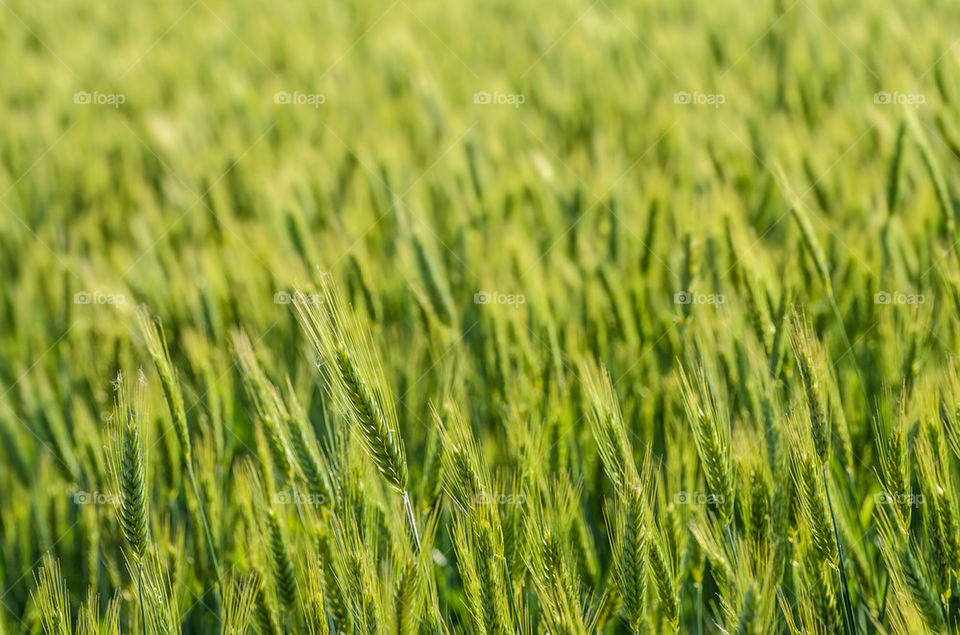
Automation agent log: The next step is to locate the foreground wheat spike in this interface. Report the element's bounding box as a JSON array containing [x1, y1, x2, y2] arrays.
[[874, 400, 912, 533], [713, 536, 776, 635], [913, 431, 956, 600], [581, 358, 638, 493], [935, 488, 960, 574], [612, 483, 648, 634], [265, 509, 298, 611], [301, 551, 329, 635], [109, 373, 150, 635], [340, 524, 385, 633], [789, 407, 858, 634], [394, 556, 423, 635], [119, 410, 149, 561], [317, 524, 353, 632], [793, 451, 836, 569], [580, 357, 656, 634], [878, 504, 947, 632], [294, 279, 420, 551], [679, 363, 735, 529], [787, 319, 857, 632], [524, 481, 597, 634], [436, 402, 487, 512], [542, 528, 585, 632], [334, 341, 407, 490], [745, 463, 772, 546], [451, 517, 486, 632], [649, 526, 679, 632], [898, 544, 946, 629], [435, 400, 516, 628]]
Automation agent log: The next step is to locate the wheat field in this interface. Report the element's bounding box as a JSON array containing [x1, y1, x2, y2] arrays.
[[3, 0, 960, 633]]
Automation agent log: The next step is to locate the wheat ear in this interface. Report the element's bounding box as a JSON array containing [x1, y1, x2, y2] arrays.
[[293, 280, 421, 552]]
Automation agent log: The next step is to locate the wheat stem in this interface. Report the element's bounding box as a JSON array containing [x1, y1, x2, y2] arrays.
[[823, 470, 856, 634], [137, 561, 147, 635], [403, 490, 422, 553]]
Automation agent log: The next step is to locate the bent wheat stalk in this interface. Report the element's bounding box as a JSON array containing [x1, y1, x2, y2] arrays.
[[293, 279, 421, 552]]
